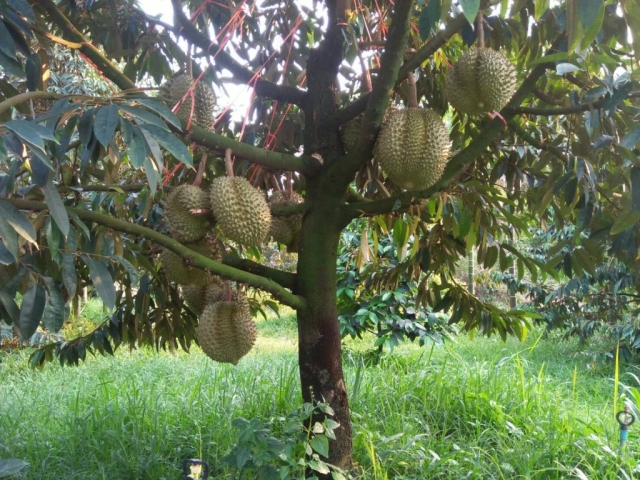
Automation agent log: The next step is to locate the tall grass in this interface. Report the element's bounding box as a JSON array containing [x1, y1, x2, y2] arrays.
[[2, 314, 640, 479]]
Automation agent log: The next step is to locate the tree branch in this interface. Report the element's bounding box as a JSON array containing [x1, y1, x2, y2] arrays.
[[506, 92, 640, 116], [36, 0, 137, 92], [170, 0, 307, 107], [322, 14, 468, 130], [221, 254, 296, 290], [187, 124, 321, 174], [4, 199, 307, 310], [327, 0, 414, 184]]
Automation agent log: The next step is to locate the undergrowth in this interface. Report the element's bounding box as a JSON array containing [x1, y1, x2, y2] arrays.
[[1, 312, 640, 479]]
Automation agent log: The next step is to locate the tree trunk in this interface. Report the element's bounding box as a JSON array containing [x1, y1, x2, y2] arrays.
[[296, 200, 352, 471]]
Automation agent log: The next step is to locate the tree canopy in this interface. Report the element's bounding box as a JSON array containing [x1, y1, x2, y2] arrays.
[[1, 0, 640, 471]]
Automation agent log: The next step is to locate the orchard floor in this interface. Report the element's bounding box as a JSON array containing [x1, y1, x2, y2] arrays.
[[2, 312, 640, 479]]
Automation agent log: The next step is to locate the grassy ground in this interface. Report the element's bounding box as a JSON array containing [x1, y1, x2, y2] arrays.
[[2, 311, 640, 479]]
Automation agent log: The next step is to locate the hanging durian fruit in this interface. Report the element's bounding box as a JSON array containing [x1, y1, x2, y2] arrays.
[[160, 235, 221, 286], [373, 108, 451, 190], [210, 177, 272, 247], [445, 48, 517, 115], [182, 277, 226, 315], [163, 185, 212, 243], [160, 73, 216, 128], [197, 291, 257, 365], [268, 190, 303, 252]]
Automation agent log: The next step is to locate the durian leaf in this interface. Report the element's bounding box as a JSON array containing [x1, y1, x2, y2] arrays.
[[42, 178, 70, 238], [19, 283, 46, 339], [0, 20, 17, 60], [459, 0, 480, 25], [418, 0, 441, 40], [42, 277, 66, 333], [139, 124, 193, 166], [0, 200, 36, 243], [0, 241, 15, 265], [82, 255, 116, 311], [93, 105, 120, 148], [0, 290, 19, 324], [118, 104, 170, 131], [4, 119, 55, 152], [61, 225, 77, 299], [135, 99, 182, 130]]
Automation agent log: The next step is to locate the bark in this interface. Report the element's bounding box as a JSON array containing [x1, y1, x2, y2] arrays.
[[296, 199, 352, 470]]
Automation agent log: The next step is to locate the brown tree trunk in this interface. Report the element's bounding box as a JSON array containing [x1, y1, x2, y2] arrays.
[[296, 197, 352, 470]]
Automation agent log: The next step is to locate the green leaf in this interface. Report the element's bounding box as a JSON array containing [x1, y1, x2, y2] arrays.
[[621, 127, 640, 150], [140, 124, 192, 166], [4, 119, 56, 152], [0, 290, 19, 324], [118, 104, 170, 131], [42, 277, 66, 333], [610, 207, 640, 235], [309, 434, 329, 458], [6, 0, 35, 21], [136, 99, 182, 130], [0, 200, 36, 243], [82, 255, 116, 310], [534, 0, 549, 20], [419, 0, 441, 40], [578, 0, 604, 51], [0, 48, 24, 76], [459, 0, 480, 25], [114, 255, 139, 285], [62, 226, 77, 298], [42, 178, 70, 237], [93, 105, 120, 147], [18, 283, 46, 339], [0, 458, 29, 477], [0, 20, 17, 60], [0, 216, 18, 259], [125, 126, 148, 169]]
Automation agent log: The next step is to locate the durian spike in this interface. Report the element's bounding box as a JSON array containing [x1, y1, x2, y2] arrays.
[[224, 280, 232, 302], [407, 72, 418, 108], [476, 10, 485, 49], [224, 148, 235, 177]]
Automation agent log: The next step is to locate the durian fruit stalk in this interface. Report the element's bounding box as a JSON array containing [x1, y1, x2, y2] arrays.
[[197, 290, 257, 365], [163, 185, 212, 243], [209, 150, 271, 246], [445, 48, 517, 115], [373, 108, 451, 190]]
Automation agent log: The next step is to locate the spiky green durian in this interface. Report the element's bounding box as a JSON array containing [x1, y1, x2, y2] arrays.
[[373, 108, 451, 190], [164, 185, 212, 243], [197, 293, 257, 365], [160, 235, 221, 286], [445, 48, 517, 115], [210, 177, 271, 247], [268, 190, 303, 251], [161, 74, 216, 128], [182, 277, 225, 315]]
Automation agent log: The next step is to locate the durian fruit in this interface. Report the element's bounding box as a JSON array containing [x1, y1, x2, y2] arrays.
[[269, 217, 294, 246], [268, 190, 304, 252], [160, 235, 221, 286], [164, 185, 212, 243], [210, 177, 272, 247], [197, 292, 257, 365], [182, 277, 225, 315], [340, 115, 362, 154], [160, 73, 216, 128], [373, 108, 451, 190], [445, 48, 517, 115]]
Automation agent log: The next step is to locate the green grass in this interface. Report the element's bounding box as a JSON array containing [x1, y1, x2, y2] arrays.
[[2, 314, 640, 479]]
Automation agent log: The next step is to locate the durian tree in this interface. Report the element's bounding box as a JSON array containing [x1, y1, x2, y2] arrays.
[[2, 0, 640, 470]]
